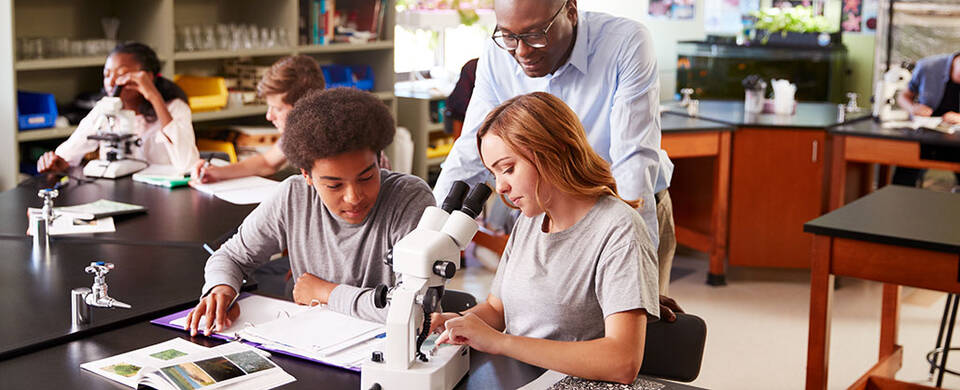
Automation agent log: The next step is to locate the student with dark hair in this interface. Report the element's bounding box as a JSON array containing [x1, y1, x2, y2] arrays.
[[186, 88, 435, 335], [37, 42, 199, 173], [190, 55, 326, 183]]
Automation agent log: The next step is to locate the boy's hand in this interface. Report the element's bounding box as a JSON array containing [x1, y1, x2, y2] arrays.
[[292, 272, 337, 306], [185, 285, 239, 336]]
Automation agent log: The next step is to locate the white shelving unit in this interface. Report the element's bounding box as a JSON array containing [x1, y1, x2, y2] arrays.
[[396, 92, 449, 181], [3, 0, 396, 190]]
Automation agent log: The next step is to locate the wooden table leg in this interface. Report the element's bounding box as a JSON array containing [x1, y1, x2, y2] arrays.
[[879, 283, 901, 361], [828, 135, 847, 212], [807, 235, 835, 390], [707, 131, 731, 286]]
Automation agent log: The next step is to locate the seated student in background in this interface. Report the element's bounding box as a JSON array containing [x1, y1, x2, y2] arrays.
[[37, 42, 199, 173], [433, 92, 659, 384], [894, 51, 960, 187], [190, 55, 324, 183], [186, 88, 435, 336]]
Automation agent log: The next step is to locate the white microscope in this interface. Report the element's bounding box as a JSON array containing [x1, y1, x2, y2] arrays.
[[361, 181, 492, 390], [873, 64, 912, 122], [82, 97, 148, 179]]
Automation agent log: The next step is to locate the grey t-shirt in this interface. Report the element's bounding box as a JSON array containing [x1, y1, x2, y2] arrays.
[[202, 170, 435, 322], [491, 195, 660, 341]]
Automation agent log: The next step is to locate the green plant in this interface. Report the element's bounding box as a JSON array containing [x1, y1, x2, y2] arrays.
[[751, 6, 831, 37]]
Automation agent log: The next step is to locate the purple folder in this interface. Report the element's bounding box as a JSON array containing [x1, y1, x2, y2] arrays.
[[151, 293, 367, 372]]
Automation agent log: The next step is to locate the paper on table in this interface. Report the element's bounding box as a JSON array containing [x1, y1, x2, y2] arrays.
[[240, 306, 383, 354], [190, 176, 280, 205], [133, 164, 186, 180], [27, 212, 115, 236], [169, 294, 308, 337]]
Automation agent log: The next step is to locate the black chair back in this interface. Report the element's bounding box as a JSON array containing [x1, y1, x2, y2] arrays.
[[639, 312, 707, 382]]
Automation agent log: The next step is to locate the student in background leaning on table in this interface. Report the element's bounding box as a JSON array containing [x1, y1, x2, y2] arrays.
[[37, 42, 199, 173], [432, 92, 660, 384], [190, 55, 324, 183], [894, 51, 960, 187], [432, 0, 677, 296], [185, 88, 435, 336]]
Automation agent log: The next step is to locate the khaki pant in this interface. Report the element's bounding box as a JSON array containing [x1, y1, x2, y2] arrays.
[[656, 189, 676, 295]]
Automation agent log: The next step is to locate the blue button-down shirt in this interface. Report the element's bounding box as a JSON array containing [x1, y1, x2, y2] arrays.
[[433, 11, 673, 247], [908, 52, 960, 110]]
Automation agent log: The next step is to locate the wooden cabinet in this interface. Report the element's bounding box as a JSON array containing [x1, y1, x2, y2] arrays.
[[728, 128, 828, 269]]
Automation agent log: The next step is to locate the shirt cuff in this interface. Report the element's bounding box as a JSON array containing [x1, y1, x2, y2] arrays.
[[201, 275, 242, 301]]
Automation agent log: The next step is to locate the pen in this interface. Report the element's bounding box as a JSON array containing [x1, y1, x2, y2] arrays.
[[198, 158, 211, 182]]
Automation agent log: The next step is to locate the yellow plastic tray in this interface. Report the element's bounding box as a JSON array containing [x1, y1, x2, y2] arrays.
[[173, 75, 228, 112]]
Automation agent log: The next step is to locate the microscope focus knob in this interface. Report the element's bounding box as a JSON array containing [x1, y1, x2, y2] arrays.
[[371, 351, 383, 363], [433, 261, 456, 279], [373, 284, 388, 309]]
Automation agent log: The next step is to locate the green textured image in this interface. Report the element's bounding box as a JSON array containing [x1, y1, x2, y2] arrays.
[[101, 363, 142, 378], [151, 349, 188, 361]]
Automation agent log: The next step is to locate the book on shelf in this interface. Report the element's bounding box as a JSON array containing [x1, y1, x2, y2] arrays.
[[306, 0, 336, 45], [80, 337, 295, 390], [152, 293, 390, 371]]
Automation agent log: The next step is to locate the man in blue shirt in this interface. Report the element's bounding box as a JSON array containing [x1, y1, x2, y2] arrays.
[[434, 0, 676, 293], [893, 52, 960, 187]]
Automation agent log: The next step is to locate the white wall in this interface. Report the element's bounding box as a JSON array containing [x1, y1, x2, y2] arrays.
[[1, 0, 16, 190], [579, 0, 706, 100]]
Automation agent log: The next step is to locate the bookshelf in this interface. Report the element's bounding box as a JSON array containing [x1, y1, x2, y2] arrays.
[[2, 0, 396, 190]]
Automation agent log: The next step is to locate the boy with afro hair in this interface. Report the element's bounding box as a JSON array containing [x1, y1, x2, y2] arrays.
[[187, 88, 434, 335]]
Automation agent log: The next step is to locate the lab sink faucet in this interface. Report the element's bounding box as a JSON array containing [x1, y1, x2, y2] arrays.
[[72, 261, 131, 326]]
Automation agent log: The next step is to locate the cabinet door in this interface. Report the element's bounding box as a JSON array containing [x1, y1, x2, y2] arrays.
[[728, 128, 826, 268]]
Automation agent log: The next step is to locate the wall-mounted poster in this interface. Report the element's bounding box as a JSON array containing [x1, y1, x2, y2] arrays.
[[704, 0, 742, 33], [841, 0, 863, 32], [649, 0, 696, 20]]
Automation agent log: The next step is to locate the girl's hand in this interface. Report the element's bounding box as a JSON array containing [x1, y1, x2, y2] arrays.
[[118, 70, 161, 102], [436, 313, 506, 355], [429, 312, 461, 334], [37, 152, 69, 173]]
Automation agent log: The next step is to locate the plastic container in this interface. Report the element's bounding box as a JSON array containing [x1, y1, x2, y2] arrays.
[[320, 64, 375, 91], [17, 91, 58, 130], [173, 75, 228, 112]]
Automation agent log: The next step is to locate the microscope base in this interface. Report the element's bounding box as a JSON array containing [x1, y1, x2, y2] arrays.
[[361, 345, 469, 390], [83, 159, 147, 179]]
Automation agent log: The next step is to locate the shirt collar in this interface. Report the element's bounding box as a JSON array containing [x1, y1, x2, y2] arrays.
[[565, 12, 590, 75], [947, 52, 960, 82]]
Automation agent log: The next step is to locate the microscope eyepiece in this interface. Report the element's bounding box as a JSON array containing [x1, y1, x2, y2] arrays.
[[460, 184, 492, 219], [441, 181, 469, 213]]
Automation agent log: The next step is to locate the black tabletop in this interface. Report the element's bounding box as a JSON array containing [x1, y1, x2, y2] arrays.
[[0, 238, 209, 359], [665, 100, 871, 129], [829, 117, 960, 148], [804, 185, 960, 254], [0, 173, 256, 247], [660, 112, 734, 133], [0, 321, 704, 390]]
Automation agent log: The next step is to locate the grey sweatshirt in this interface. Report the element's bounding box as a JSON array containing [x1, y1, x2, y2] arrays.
[[201, 170, 435, 322]]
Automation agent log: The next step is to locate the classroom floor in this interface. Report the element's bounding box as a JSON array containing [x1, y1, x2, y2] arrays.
[[447, 245, 960, 390]]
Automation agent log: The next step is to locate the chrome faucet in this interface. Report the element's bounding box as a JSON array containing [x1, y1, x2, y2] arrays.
[[34, 188, 58, 248], [72, 261, 131, 326]]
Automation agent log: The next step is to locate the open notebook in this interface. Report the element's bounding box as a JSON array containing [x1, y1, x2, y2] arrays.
[[153, 294, 385, 371], [80, 338, 295, 390], [190, 176, 280, 205]]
